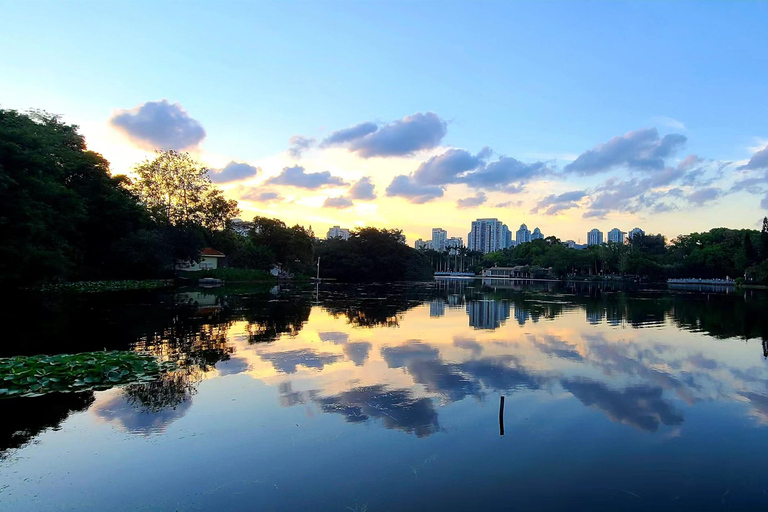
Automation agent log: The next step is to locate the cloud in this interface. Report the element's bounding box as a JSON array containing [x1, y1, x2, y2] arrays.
[[387, 147, 548, 202], [210, 161, 260, 183], [288, 135, 316, 158], [348, 176, 377, 200], [320, 122, 378, 147], [739, 144, 768, 170], [565, 128, 686, 175], [265, 165, 348, 189], [323, 196, 354, 209], [412, 149, 484, 185], [456, 192, 487, 209], [495, 200, 522, 208], [240, 189, 283, 202], [687, 187, 721, 205], [324, 112, 447, 158], [385, 175, 445, 203], [678, 154, 703, 171], [531, 190, 587, 215], [581, 166, 688, 218], [461, 157, 547, 191], [110, 99, 205, 150], [652, 116, 686, 131], [763, 192, 768, 209]]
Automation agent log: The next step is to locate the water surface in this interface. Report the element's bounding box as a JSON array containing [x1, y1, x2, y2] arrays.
[[2, 280, 768, 511]]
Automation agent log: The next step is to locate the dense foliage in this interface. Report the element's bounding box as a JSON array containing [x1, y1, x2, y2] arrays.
[[0, 109, 240, 285], [471, 225, 768, 283], [316, 228, 434, 282]]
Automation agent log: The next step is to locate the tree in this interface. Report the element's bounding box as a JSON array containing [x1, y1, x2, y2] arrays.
[[131, 150, 217, 226], [0, 109, 150, 283]]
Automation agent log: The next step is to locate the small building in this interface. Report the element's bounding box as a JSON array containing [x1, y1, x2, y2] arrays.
[[176, 248, 226, 271]]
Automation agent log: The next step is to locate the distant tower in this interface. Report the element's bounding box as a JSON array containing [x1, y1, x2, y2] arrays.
[[531, 227, 543, 240], [587, 228, 603, 246]]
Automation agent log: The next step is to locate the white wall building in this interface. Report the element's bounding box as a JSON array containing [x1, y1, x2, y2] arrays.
[[468, 218, 509, 254], [327, 226, 350, 240], [587, 228, 603, 246], [431, 228, 448, 251]]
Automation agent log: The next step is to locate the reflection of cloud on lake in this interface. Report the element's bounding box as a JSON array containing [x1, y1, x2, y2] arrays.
[[457, 357, 545, 392], [381, 341, 440, 368], [739, 392, 768, 425], [318, 331, 349, 344], [344, 342, 371, 366], [314, 385, 440, 437], [278, 381, 318, 407], [91, 389, 192, 435], [453, 336, 483, 356], [561, 378, 684, 432], [216, 356, 250, 376], [259, 349, 342, 374], [530, 334, 583, 361]]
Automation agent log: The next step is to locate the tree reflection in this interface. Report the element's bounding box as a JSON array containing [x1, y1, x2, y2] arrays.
[[0, 392, 94, 457]]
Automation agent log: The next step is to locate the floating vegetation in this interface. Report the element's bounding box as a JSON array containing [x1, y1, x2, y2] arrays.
[[0, 351, 177, 398], [34, 279, 174, 294]]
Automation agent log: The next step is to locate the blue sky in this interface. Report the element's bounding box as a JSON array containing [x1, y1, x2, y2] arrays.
[[2, 1, 767, 242]]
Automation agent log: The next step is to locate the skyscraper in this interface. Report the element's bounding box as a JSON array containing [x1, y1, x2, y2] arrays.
[[516, 224, 532, 245], [587, 228, 603, 246], [327, 226, 350, 240], [607, 228, 625, 244], [468, 218, 508, 253], [431, 228, 447, 251], [531, 227, 543, 240], [628, 227, 644, 240]]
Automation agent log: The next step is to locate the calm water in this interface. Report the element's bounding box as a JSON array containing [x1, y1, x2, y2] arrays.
[[2, 280, 768, 511]]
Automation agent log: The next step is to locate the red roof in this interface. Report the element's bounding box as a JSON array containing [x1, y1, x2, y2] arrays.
[[201, 247, 225, 257]]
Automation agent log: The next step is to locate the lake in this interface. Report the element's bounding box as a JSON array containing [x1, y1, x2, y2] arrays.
[[2, 280, 768, 511]]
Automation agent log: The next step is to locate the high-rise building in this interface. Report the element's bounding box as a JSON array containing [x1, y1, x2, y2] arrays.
[[607, 228, 625, 244], [516, 224, 532, 245], [468, 218, 509, 253], [327, 226, 350, 240], [563, 240, 577, 249], [431, 228, 448, 251], [531, 227, 544, 240], [414, 238, 428, 250], [628, 227, 644, 240], [587, 228, 603, 246]]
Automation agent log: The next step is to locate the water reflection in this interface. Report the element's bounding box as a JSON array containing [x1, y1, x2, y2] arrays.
[[3, 281, 768, 457]]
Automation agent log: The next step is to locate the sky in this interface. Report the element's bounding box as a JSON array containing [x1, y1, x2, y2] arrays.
[[1, 0, 767, 244]]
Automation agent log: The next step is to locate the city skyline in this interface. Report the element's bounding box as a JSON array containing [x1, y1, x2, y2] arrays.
[[2, 2, 767, 243]]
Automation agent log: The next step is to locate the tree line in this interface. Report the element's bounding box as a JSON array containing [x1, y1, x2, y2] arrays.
[[445, 226, 768, 283], [2, 107, 766, 286], [0, 108, 432, 285]]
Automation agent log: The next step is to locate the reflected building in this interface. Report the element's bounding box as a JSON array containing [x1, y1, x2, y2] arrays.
[[467, 300, 511, 329], [586, 307, 605, 325], [429, 299, 446, 317], [514, 304, 530, 326]]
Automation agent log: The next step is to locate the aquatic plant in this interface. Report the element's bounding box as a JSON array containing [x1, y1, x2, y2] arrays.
[[34, 279, 173, 293], [0, 351, 176, 398]]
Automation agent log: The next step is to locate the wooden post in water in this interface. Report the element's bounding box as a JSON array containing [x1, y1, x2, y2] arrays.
[[499, 395, 505, 436]]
